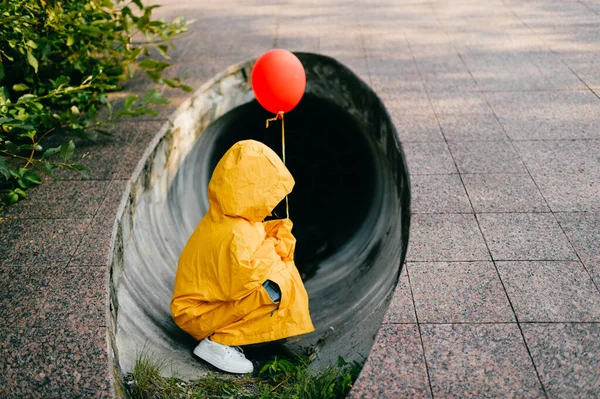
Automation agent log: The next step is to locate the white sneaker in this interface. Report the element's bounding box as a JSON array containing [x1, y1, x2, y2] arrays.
[[193, 338, 254, 374]]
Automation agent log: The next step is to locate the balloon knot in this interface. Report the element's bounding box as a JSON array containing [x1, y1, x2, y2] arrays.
[[266, 111, 284, 128]]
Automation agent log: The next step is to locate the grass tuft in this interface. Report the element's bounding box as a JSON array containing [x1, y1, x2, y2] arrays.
[[126, 351, 361, 399]]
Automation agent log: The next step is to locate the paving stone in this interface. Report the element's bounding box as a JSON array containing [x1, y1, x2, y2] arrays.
[[509, 1, 598, 26], [485, 90, 600, 118], [407, 214, 490, 261], [383, 267, 416, 324], [422, 73, 480, 92], [414, 52, 469, 77], [497, 261, 600, 322], [42, 121, 166, 181], [462, 173, 550, 213], [348, 324, 432, 399], [513, 139, 600, 179], [556, 212, 600, 283], [437, 113, 508, 141], [449, 141, 526, 174], [379, 90, 435, 116], [0, 326, 111, 398], [37, 266, 108, 329], [530, 23, 600, 53], [511, 140, 600, 211], [486, 91, 600, 140], [2, 180, 110, 220], [478, 213, 577, 260], [562, 52, 600, 89], [372, 76, 426, 95], [402, 142, 458, 175], [71, 180, 128, 266], [392, 114, 445, 143], [115, 121, 168, 180], [368, 53, 420, 78], [462, 52, 585, 91], [411, 174, 472, 213], [447, 17, 547, 54], [522, 323, 600, 399], [0, 218, 89, 267], [0, 266, 48, 329], [427, 90, 493, 114], [434, 2, 512, 22], [409, 261, 514, 323], [90, 180, 129, 229], [497, 116, 600, 141], [421, 324, 545, 398], [530, 174, 600, 212], [70, 229, 113, 267], [414, 53, 479, 92]]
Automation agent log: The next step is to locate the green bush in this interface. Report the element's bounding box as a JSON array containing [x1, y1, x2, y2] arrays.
[[0, 0, 192, 210]]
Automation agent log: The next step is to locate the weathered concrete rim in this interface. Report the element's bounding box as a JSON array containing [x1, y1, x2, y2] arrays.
[[106, 52, 411, 396]]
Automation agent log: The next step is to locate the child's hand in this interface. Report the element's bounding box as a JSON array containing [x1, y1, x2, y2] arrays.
[[264, 218, 295, 261]]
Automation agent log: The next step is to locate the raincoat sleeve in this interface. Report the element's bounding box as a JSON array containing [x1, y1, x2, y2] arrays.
[[227, 231, 282, 301], [263, 218, 296, 261]]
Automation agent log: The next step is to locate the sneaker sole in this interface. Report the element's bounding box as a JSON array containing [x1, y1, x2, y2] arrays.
[[193, 345, 253, 374]]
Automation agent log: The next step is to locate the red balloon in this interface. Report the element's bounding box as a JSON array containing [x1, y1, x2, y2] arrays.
[[251, 49, 306, 114]]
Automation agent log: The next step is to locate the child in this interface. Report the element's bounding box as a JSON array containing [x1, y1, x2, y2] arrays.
[[171, 139, 314, 374]]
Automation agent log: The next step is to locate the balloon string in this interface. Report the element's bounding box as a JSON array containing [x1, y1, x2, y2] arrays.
[[266, 111, 289, 219]]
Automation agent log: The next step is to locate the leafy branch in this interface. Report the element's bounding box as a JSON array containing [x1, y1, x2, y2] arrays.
[[0, 0, 194, 211]]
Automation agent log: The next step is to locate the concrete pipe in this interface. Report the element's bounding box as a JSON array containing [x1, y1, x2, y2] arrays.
[[109, 53, 410, 387]]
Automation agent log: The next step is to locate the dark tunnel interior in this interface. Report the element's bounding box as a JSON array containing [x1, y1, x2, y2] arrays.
[[208, 95, 377, 280]]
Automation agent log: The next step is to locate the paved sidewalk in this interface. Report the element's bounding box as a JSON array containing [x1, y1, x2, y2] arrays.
[[1, 0, 599, 397]]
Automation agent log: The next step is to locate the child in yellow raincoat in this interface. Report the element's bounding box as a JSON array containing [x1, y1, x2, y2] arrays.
[[171, 139, 314, 373]]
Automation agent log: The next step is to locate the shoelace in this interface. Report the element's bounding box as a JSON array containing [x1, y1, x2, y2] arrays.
[[224, 345, 245, 359], [232, 346, 245, 358]]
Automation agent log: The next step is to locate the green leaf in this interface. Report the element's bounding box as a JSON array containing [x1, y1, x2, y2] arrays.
[[43, 146, 61, 158], [143, 89, 169, 105], [73, 129, 97, 142], [4, 141, 19, 153], [66, 34, 75, 46], [17, 94, 36, 102], [14, 188, 27, 198], [181, 85, 194, 92], [9, 193, 18, 204], [26, 50, 38, 73], [87, 104, 97, 121], [19, 144, 42, 151], [69, 164, 90, 172], [24, 171, 41, 185], [124, 94, 137, 110], [60, 140, 76, 162], [0, 157, 10, 180], [138, 59, 159, 69], [14, 124, 35, 132], [36, 161, 57, 178], [26, 40, 37, 49], [12, 83, 30, 91], [16, 178, 28, 189], [0, 87, 9, 105], [77, 25, 102, 37]]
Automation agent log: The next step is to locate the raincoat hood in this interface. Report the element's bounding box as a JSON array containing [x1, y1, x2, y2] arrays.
[[207, 140, 294, 222]]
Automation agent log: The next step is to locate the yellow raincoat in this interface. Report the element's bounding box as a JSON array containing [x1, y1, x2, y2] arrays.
[[171, 140, 314, 346]]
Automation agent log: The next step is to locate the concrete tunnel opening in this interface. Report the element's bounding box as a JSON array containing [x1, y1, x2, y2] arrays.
[[205, 95, 377, 281], [109, 53, 411, 388]]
